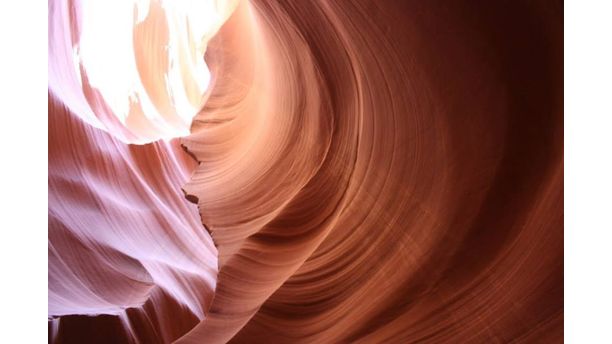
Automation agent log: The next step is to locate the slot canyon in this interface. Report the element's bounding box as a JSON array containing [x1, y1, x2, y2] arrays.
[[48, 0, 563, 342]]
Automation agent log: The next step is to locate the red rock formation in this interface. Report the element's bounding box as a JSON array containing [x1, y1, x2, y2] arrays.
[[49, 0, 563, 342], [48, 94, 218, 343]]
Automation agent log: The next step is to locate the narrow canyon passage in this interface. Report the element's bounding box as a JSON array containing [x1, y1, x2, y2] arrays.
[[48, 0, 563, 343]]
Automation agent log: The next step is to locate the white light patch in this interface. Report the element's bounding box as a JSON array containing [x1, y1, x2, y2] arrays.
[[60, 0, 234, 144]]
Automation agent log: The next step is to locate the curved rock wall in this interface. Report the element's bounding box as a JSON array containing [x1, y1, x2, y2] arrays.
[[49, 0, 563, 342]]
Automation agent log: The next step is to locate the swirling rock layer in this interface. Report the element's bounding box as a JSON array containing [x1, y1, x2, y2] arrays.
[[48, 94, 218, 343], [181, 0, 563, 342], [49, 0, 563, 343]]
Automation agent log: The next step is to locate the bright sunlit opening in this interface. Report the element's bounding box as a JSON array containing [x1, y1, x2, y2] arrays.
[[50, 0, 237, 144]]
